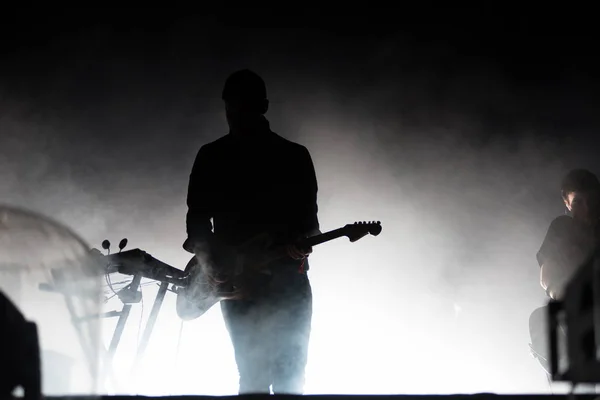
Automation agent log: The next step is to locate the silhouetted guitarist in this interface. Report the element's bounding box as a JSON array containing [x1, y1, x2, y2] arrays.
[[183, 69, 319, 395]]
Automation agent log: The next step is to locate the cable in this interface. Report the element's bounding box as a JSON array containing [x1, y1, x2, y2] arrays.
[[137, 287, 144, 349], [175, 319, 184, 365], [104, 293, 117, 303], [108, 278, 135, 286], [171, 320, 185, 395], [103, 276, 154, 293], [105, 273, 118, 296]]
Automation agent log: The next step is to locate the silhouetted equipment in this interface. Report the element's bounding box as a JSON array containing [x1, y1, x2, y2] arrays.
[[0, 291, 41, 400], [93, 244, 188, 384], [548, 249, 600, 383], [39, 240, 187, 391]]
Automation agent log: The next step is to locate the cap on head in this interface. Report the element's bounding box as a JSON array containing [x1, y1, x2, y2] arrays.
[[560, 169, 600, 199], [222, 69, 267, 104]]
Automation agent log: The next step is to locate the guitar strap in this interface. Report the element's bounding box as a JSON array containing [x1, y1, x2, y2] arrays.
[[298, 257, 306, 274]]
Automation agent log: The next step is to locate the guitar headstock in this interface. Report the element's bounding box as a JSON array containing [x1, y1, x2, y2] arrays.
[[342, 221, 382, 242]]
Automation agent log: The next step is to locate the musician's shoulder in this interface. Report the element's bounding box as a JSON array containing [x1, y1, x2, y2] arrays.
[[207, 134, 233, 147], [198, 134, 233, 154], [545, 215, 575, 237], [270, 131, 310, 154], [548, 215, 573, 230]]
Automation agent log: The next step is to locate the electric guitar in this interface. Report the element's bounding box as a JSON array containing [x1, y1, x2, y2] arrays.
[[175, 220, 383, 321]]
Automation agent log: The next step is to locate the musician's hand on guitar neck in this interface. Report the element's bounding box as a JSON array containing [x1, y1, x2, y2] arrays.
[[286, 244, 312, 260]]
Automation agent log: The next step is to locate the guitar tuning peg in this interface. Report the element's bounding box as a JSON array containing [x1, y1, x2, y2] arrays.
[[377, 221, 381, 224]]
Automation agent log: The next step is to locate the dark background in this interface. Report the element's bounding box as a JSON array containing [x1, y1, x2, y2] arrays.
[[1, 7, 599, 395]]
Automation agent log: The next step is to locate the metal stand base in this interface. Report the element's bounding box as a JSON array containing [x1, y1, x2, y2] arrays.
[[101, 277, 170, 392]]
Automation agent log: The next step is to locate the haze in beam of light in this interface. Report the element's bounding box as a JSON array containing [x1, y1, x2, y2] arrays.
[[89, 123, 575, 395], [286, 118, 569, 394], [1, 55, 597, 394]]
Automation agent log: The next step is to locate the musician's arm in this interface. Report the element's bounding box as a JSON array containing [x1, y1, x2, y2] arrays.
[[185, 146, 214, 252], [298, 146, 321, 238], [537, 216, 572, 300], [540, 262, 565, 300], [283, 147, 319, 260], [540, 264, 549, 291]]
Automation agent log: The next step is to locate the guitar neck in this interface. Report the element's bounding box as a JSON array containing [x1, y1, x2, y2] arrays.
[[300, 227, 346, 248], [251, 222, 380, 271], [258, 228, 345, 269]]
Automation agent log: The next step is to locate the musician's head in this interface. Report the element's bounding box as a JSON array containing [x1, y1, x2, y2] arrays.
[[222, 69, 269, 133], [561, 169, 600, 224]]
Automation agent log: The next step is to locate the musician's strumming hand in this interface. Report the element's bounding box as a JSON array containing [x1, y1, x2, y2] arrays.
[[223, 284, 249, 300], [206, 270, 229, 285], [286, 244, 312, 260], [207, 272, 249, 300]]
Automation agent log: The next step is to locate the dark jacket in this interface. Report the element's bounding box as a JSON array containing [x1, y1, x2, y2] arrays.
[[186, 119, 320, 249], [536, 215, 598, 294], [537, 215, 597, 268]]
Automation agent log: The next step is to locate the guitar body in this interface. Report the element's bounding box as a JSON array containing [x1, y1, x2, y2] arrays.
[[529, 305, 551, 375], [528, 303, 569, 377], [176, 256, 223, 321], [175, 233, 277, 321]]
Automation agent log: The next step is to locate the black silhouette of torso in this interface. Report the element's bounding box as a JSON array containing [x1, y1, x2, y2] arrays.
[[186, 119, 319, 248]]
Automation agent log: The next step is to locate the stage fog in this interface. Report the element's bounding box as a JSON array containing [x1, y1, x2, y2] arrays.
[[1, 24, 597, 395]]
